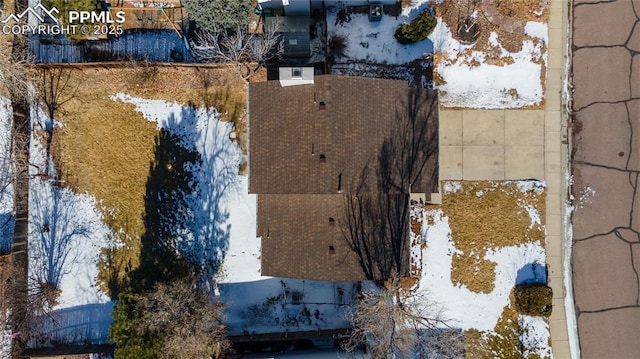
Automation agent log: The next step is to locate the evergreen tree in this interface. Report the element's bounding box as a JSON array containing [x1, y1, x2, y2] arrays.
[[394, 8, 437, 45], [182, 0, 252, 32], [41, 0, 96, 25]]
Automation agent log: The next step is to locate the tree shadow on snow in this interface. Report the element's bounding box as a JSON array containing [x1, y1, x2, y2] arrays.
[[131, 105, 237, 293], [27, 301, 115, 347], [28, 179, 98, 307]]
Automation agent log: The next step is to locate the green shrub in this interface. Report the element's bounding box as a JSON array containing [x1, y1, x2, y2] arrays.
[[394, 8, 437, 45], [514, 283, 553, 317]]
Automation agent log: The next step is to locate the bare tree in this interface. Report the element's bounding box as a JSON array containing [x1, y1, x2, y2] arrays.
[[343, 276, 464, 359], [1, 12, 37, 354], [37, 68, 79, 174], [0, 37, 34, 102], [29, 179, 98, 309], [191, 21, 284, 81], [135, 277, 231, 359], [342, 89, 439, 281]]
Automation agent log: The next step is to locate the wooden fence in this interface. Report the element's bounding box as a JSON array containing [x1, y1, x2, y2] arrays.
[[29, 30, 197, 64]]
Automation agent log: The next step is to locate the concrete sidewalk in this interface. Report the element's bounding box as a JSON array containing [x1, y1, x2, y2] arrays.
[[437, 0, 572, 356]]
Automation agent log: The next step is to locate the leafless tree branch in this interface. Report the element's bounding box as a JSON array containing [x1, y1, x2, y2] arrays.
[[190, 19, 284, 81], [135, 277, 231, 359], [341, 89, 438, 282], [343, 276, 464, 359]]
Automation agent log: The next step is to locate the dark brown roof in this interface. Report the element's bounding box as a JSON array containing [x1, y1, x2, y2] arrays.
[[258, 194, 365, 282], [249, 75, 439, 282], [249, 75, 439, 195]]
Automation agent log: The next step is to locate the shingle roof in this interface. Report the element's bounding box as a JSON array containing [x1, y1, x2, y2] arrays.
[[258, 194, 365, 282], [249, 75, 439, 281], [249, 75, 438, 194]]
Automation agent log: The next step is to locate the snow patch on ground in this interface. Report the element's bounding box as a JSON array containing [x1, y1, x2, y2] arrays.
[[110, 94, 354, 336], [25, 103, 114, 347], [112, 93, 242, 284], [0, 97, 13, 253], [418, 183, 551, 357], [26, 104, 112, 310], [521, 314, 553, 358], [432, 20, 547, 108], [327, 8, 433, 65], [28, 177, 112, 309], [325, 0, 548, 108], [525, 21, 549, 44], [443, 181, 462, 193], [420, 209, 548, 331]]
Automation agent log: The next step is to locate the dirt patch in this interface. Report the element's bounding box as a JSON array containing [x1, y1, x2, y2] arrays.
[[495, 0, 548, 22], [433, 0, 548, 109], [443, 181, 545, 293], [435, 0, 548, 55], [46, 66, 248, 295]]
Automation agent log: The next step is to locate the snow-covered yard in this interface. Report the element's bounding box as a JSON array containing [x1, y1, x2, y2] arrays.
[[10, 85, 356, 350], [110, 95, 357, 338], [326, 3, 434, 87], [326, 0, 548, 108], [412, 180, 552, 358], [432, 21, 547, 108]]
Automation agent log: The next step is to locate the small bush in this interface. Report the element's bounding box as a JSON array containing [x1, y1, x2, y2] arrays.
[[395, 8, 437, 45], [514, 284, 553, 317], [327, 34, 348, 64]]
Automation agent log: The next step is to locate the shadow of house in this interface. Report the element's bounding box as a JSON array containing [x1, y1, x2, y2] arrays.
[[249, 74, 439, 282], [26, 302, 115, 350]]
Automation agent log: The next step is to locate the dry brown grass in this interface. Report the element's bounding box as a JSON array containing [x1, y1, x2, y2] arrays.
[[443, 181, 545, 293], [433, 0, 548, 110], [464, 289, 550, 359], [0, 255, 11, 315], [47, 65, 249, 295], [435, 0, 548, 55]]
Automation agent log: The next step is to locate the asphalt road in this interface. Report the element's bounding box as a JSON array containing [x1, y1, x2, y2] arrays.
[[571, 1, 640, 358]]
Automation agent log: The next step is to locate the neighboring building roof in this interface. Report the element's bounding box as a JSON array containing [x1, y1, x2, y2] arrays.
[[279, 66, 314, 87], [249, 75, 439, 282], [265, 16, 311, 58]]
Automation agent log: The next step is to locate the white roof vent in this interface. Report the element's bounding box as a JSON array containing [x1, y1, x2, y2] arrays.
[[279, 67, 314, 87]]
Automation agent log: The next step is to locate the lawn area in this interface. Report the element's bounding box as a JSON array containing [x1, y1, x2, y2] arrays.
[[443, 181, 546, 293], [413, 180, 551, 358], [48, 65, 248, 296]]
